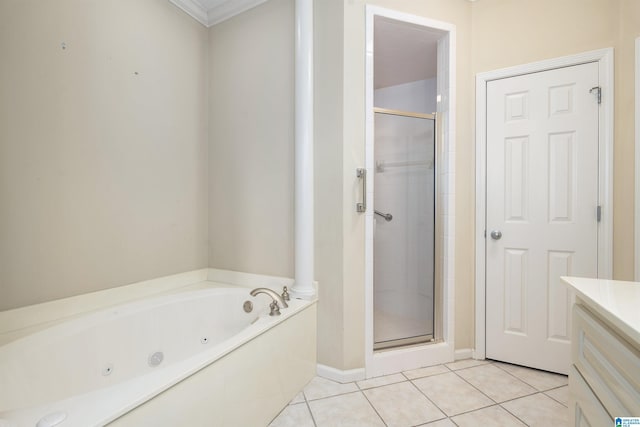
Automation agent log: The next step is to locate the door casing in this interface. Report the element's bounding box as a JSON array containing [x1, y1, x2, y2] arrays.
[[474, 48, 614, 360], [365, 5, 457, 379]]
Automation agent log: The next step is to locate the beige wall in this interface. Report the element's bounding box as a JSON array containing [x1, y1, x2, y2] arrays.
[[207, 0, 295, 278], [471, 0, 640, 281], [618, 0, 640, 279], [0, 0, 208, 310], [314, 0, 346, 369]]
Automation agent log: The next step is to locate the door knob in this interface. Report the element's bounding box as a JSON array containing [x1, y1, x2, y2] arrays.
[[490, 230, 502, 240]]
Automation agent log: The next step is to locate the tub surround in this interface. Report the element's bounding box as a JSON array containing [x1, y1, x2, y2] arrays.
[[111, 303, 316, 427], [0, 269, 208, 346], [562, 276, 640, 425], [0, 268, 304, 346]]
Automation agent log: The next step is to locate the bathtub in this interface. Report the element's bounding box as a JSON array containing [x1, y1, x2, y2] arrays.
[[0, 282, 317, 426]]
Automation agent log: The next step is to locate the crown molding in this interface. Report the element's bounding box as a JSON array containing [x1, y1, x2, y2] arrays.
[[169, 0, 209, 26], [169, 0, 270, 27]]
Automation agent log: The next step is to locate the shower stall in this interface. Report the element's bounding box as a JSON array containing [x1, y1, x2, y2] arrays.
[[365, 7, 455, 377], [373, 108, 436, 350]]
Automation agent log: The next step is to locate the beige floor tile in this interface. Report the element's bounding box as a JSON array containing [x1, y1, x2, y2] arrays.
[[269, 403, 315, 427], [303, 376, 359, 401], [420, 419, 456, 426], [357, 373, 406, 390], [545, 385, 569, 407], [308, 391, 385, 427], [501, 392, 569, 426], [364, 381, 445, 427], [403, 364, 450, 380], [494, 362, 568, 391], [412, 372, 494, 416], [445, 359, 491, 371], [451, 405, 526, 427], [456, 364, 536, 402]]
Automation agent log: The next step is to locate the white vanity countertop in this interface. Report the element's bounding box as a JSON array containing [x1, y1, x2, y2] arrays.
[[562, 276, 640, 347]]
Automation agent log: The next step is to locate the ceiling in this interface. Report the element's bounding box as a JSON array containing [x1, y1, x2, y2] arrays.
[[374, 16, 441, 89], [169, 0, 269, 27]]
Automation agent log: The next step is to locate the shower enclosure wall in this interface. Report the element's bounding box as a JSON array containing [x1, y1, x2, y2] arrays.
[[373, 80, 437, 350]]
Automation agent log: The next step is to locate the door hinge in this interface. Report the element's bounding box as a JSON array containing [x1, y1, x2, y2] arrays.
[[590, 86, 602, 104], [597, 205, 602, 222]]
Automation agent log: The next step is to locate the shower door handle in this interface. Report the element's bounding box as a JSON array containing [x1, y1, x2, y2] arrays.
[[356, 168, 366, 213], [375, 210, 393, 222]]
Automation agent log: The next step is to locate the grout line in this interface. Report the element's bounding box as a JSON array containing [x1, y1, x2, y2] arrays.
[[492, 362, 547, 391], [304, 397, 319, 427], [406, 373, 454, 419], [300, 364, 567, 426], [305, 390, 356, 402], [302, 377, 361, 402], [402, 366, 453, 382], [448, 402, 499, 420], [445, 359, 493, 372], [500, 392, 568, 426], [356, 374, 408, 391], [360, 389, 389, 427], [542, 386, 569, 408], [543, 394, 568, 408], [545, 384, 569, 391], [299, 385, 319, 427], [450, 369, 498, 405], [267, 403, 289, 426], [445, 403, 499, 418], [493, 361, 569, 392], [498, 400, 531, 426], [465, 374, 542, 407], [453, 363, 549, 405]]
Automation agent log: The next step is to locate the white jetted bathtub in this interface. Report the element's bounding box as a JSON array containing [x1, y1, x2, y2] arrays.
[[0, 275, 317, 427]]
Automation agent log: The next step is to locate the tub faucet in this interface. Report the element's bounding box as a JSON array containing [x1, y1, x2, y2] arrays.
[[250, 287, 289, 316]]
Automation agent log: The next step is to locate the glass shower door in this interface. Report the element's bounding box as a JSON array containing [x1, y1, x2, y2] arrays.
[[373, 110, 435, 349]]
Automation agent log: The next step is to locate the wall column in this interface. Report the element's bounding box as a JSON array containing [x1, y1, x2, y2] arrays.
[[292, 0, 315, 299]]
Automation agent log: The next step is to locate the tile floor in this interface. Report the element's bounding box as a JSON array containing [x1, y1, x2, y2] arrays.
[[269, 359, 569, 427]]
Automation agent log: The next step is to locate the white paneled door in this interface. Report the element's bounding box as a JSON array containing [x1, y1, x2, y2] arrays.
[[486, 62, 600, 374]]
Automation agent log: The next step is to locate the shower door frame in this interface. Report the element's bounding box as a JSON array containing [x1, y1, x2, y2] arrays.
[[364, 6, 457, 378], [372, 107, 437, 351]]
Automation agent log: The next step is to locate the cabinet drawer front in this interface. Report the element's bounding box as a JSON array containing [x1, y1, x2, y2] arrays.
[[572, 304, 640, 416], [569, 365, 612, 427]]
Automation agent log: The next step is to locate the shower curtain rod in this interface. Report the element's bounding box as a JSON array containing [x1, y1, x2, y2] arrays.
[[373, 107, 436, 120]]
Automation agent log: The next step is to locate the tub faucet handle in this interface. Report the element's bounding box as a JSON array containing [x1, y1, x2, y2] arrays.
[[269, 301, 281, 316], [282, 286, 290, 302]]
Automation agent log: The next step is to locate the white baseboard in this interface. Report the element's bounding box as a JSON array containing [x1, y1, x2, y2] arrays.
[[454, 348, 474, 361], [317, 363, 366, 383]]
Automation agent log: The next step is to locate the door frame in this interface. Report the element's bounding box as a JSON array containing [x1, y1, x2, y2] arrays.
[[364, 5, 457, 378], [474, 48, 614, 360]]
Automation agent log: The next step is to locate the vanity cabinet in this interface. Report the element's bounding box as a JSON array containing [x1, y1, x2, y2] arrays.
[[563, 277, 640, 426]]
